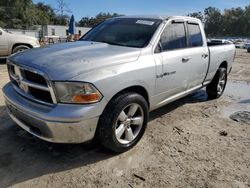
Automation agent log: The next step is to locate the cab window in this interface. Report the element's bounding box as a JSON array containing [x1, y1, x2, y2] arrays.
[[187, 23, 203, 47], [160, 22, 187, 51]]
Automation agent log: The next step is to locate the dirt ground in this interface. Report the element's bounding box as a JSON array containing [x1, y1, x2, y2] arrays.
[[0, 49, 249, 188]]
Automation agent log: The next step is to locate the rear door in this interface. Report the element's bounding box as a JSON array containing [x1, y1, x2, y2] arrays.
[[186, 22, 209, 88], [154, 20, 191, 100]]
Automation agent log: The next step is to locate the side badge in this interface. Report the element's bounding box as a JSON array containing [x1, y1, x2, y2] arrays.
[[156, 71, 176, 78]]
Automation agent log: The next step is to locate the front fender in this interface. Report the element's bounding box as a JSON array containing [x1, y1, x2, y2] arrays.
[[72, 59, 156, 108]]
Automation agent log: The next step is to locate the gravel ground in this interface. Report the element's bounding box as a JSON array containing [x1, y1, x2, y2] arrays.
[[0, 49, 249, 188]]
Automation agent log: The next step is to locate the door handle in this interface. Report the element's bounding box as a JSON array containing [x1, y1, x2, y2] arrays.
[[202, 53, 209, 58], [182, 57, 191, 63]]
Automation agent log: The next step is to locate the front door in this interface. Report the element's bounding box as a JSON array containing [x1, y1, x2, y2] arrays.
[[154, 20, 190, 103]]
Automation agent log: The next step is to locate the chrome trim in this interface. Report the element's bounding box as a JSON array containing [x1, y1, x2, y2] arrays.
[[10, 73, 50, 91], [47, 81, 58, 104], [7, 60, 57, 104], [12, 84, 54, 106], [9, 71, 18, 80], [21, 79, 50, 91]]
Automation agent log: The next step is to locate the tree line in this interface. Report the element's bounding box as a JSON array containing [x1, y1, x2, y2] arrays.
[[0, 0, 249, 37], [0, 0, 70, 29], [188, 6, 250, 37], [0, 0, 122, 29]]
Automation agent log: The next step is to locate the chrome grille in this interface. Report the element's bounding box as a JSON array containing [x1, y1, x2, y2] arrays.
[[7, 63, 57, 105]]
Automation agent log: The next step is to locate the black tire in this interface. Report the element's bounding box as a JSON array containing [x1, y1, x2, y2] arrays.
[[12, 45, 30, 54], [97, 92, 149, 153], [206, 67, 227, 99]]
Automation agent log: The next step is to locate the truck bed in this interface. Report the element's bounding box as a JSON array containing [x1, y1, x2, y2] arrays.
[[205, 43, 235, 82], [207, 40, 233, 46]]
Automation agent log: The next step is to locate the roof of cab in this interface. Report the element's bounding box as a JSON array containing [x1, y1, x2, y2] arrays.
[[117, 15, 168, 20], [116, 15, 201, 23]]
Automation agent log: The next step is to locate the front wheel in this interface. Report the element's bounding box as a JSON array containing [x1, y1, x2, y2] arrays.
[[97, 92, 149, 153], [206, 67, 227, 99], [12, 45, 30, 54]]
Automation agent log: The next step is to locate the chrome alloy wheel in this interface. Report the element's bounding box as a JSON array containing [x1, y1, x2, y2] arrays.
[[115, 103, 144, 144], [16, 48, 26, 53], [217, 71, 226, 95]]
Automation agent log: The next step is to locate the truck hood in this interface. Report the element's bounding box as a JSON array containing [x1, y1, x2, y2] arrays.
[[9, 41, 141, 80], [7, 32, 38, 44]]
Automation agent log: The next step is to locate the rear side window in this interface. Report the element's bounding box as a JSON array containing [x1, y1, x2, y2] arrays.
[[160, 22, 187, 51], [187, 24, 203, 47]]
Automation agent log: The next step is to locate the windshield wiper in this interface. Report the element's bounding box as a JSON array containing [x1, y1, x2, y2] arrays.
[[97, 40, 134, 47], [98, 40, 120, 46], [81, 39, 138, 48]]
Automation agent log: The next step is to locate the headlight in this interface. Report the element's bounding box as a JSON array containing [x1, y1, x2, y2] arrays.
[[54, 82, 103, 104], [31, 39, 40, 47]]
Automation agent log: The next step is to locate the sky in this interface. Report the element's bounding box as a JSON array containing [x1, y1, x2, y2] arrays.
[[33, 0, 250, 21]]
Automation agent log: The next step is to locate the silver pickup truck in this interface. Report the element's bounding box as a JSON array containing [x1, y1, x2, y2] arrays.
[[3, 16, 235, 152]]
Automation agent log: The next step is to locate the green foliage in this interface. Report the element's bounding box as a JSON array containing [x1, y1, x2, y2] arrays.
[[188, 5, 250, 37], [0, 0, 69, 29], [0, 1, 249, 37], [204, 7, 223, 36], [187, 12, 204, 22], [78, 12, 123, 27]]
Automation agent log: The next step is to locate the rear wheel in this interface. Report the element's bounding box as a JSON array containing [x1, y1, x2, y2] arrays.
[[97, 92, 148, 153], [206, 67, 227, 99], [12, 45, 30, 54]]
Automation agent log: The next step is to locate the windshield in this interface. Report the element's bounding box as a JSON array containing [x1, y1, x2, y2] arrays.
[[79, 18, 162, 48]]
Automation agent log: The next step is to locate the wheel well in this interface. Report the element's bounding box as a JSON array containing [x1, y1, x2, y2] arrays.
[[110, 86, 150, 107], [12, 43, 32, 52], [219, 61, 228, 70]]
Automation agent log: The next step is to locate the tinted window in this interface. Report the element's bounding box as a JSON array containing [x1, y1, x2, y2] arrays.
[[187, 24, 203, 47], [160, 22, 187, 51], [80, 18, 162, 48]]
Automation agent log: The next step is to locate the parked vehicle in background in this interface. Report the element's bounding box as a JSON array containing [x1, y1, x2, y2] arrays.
[[0, 28, 40, 57], [234, 42, 245, 49], [247, 46, 250, 53], [244, 43, 250, 49], [2, 16, 235, 153]]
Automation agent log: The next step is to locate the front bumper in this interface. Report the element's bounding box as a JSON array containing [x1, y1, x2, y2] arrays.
[[33, 44, 41, 48], [2, 83, 107, 143]]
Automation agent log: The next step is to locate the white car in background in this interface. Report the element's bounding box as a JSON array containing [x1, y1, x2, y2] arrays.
[[244, 43, 250, 49], [0, 28, 40, 57], [234, 42, 245, 49]]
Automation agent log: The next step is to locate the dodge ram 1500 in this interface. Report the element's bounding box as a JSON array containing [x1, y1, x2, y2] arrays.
[[3, 16, 235, 152]]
